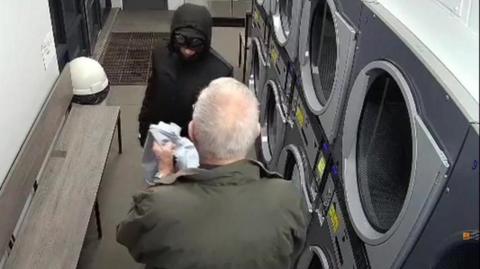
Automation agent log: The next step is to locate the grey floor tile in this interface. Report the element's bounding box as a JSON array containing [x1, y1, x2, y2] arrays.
[[107, 85, 147, 106], [112, 10, 173, 33]]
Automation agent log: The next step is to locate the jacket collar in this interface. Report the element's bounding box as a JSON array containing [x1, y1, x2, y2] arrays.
[[154, 159, 281, 186]]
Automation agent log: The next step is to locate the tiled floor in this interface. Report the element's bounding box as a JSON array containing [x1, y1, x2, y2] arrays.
[[77, 8, 250, 269]]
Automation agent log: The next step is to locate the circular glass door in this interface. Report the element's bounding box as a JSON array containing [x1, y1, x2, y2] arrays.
[[309, 0, 337, 106], [260, 81, 286, 164], [356, 71, 412, 233]]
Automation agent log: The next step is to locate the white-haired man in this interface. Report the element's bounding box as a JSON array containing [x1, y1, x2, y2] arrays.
[[117, 78, 308, 269]]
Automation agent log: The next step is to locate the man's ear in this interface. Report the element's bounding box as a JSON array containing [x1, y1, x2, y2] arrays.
[[188, 121, 195, 141], [256, 122, 261, 137]]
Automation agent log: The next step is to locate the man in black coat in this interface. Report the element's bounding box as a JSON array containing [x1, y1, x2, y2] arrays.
[[138, 3, 233, 146]]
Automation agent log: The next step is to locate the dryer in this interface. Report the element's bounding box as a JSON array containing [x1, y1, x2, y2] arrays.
[[337, 3, 479, 268], [271, 0, 303, 62], [297, 0, 359, 145]]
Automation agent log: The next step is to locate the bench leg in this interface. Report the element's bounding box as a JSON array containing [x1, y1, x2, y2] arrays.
[[117, 114, 123, 154], [94, 199, 103, 239]]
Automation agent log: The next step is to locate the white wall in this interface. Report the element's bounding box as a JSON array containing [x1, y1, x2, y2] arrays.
[[0, 1, 59, 186]]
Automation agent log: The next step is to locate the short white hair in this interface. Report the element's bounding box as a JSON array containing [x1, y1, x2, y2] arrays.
[[192, 77, 260, 161]]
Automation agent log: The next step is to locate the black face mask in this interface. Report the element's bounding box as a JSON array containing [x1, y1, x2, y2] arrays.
[[172, 33, 207, 54]]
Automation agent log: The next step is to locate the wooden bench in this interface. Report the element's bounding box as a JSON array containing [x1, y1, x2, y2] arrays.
[[1, 67, 122, 268]]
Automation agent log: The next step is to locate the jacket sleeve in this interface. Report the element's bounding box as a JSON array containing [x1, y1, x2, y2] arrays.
[[290, 196, 309, 268], [138, 55, 159, 147], [116, 192, 157, 263]]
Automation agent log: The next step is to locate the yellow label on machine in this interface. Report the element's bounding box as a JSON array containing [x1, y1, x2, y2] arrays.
[[254, 10, 260, 23], [295, 105, 305, 127], [328, 205, 341, 234], [270, 47, 279, 64], [317, 156, 327, 178]]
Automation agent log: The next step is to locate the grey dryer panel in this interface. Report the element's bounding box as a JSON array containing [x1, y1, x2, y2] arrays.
[[291, 89, 322, 171], [272, 0, 303, 61], [402, 124, 479, 268], [326, 193, 357, 269], [298, 0, 358, 144], [297, 209, 338, 269], [252, 3, 270, 52], [269, 38, 289, 92], [335, 0, 364, 29]]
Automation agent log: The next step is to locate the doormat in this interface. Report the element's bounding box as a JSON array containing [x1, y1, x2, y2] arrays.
[[101, 32, 170, 85]]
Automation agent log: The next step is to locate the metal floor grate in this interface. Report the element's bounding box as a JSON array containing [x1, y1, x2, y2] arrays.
[[101, 32, 170, 85]]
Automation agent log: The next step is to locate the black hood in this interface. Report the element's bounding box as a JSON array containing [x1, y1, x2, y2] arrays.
[[170, 4, 213, 48]]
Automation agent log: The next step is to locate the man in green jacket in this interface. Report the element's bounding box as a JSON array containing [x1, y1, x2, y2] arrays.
[[117, 78, 308, 269]]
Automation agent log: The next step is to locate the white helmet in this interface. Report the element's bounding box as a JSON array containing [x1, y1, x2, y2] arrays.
[[70, 57, 110, 105]]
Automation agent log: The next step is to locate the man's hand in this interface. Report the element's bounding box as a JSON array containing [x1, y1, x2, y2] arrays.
[[152, 142, 176, 176]]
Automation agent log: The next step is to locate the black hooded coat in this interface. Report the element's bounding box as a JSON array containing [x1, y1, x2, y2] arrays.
[[138, 4, 233, 146]]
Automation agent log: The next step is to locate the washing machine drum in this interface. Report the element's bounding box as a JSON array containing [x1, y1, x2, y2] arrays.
[[308, 1, 337, 106], [259, 81, 287, 165], [356, 71, 412, 233]]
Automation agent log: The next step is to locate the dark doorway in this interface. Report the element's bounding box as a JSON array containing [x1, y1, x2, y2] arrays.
[[48, 0, 111, 70], [123, 0, 167, 10]]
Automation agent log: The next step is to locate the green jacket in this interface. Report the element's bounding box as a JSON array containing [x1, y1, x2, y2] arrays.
[[117, 160, 308, 269]]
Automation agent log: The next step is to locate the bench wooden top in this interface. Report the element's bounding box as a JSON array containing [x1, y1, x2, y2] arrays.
[[5, 105, 120, 269]]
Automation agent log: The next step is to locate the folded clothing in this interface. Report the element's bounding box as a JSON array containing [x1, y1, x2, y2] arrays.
[[142, 122, 200, 185]]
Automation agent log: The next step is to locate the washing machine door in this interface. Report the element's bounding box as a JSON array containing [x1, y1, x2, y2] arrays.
[[272, 0, 302, 60], [342, 61, 450, 266], [277, 144, 315, 213], [258, 80, 287, 168], [298, 0, 357, 143], [249, 38, 268, 96]]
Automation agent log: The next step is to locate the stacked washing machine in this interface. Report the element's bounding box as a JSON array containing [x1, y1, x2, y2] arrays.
[[249, 0, 479, 268]]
